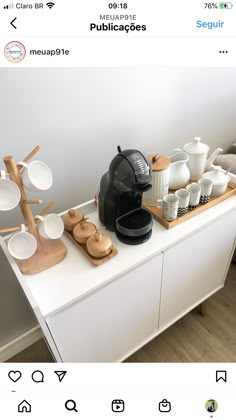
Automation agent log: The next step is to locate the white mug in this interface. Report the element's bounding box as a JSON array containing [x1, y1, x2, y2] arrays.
[[8, 224, 37, 260], [198, 178, 213, 204], [175, 188, 190, 216], [18, 160, 53, 192], [0, 170, 21, 211], [35, 213, 64, 240], [157, 194, 179, 222], [186, 183, 201, 210]]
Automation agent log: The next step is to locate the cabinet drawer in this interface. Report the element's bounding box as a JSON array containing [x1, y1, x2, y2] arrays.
[[46, 253, 163, 362]]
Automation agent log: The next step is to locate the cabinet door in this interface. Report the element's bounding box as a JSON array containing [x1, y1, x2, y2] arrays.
[[46, 253, 163, 362], [159, 210, 236, 330]]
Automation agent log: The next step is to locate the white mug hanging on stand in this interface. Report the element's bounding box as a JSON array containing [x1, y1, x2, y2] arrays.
[[0, 170, 21, 211], [8, 224, 37, 260], [35, 214, 64, 240], [157, 194, 179, 222], [18, 160, 53, 192]]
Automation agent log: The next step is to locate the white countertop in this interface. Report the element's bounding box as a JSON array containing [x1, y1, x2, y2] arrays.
[[2, 196, 236, 318]]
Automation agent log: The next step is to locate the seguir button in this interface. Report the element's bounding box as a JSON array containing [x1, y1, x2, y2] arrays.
[[196, 20, 224, 29]]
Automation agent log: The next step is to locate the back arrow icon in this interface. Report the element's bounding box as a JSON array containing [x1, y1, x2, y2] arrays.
[[10, 17, 17, 29]]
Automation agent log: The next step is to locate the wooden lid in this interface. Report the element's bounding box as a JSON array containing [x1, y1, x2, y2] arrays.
[[148, 154, 170, 171], [87, 232, 112, 253], [62, 209, 84, 223], [62, 209, 84, 231], [73, 221, 96, 240]]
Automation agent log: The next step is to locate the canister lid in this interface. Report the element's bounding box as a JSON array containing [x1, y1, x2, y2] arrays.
[[148, 154, 170, 171], [73, 221, 96, 240], [62, 209, 84, 231], [202, 166, 230, 184], [87, 232, 112, 253]]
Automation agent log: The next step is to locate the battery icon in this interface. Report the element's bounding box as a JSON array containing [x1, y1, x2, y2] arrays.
[[219, 2, 233, 8]]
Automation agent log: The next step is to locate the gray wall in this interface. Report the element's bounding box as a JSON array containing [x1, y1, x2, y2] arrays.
[[1, 67, 236, 348], [0, 248, 37, 347]]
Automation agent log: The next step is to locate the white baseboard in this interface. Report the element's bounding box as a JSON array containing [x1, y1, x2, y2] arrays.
[[0, 326, 42, 362]]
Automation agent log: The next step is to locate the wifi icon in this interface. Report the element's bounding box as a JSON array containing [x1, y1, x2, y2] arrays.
[[46, 2, 55, 8]]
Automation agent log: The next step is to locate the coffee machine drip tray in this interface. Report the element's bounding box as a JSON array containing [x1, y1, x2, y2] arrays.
[[115, 229, 152, 245], [115, 208, 153, 245]]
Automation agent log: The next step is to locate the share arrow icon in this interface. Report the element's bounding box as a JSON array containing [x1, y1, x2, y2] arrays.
[[54, 371, 67, 382]]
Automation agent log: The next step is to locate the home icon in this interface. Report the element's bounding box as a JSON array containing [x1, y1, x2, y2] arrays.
[[18, 400, 31, 413]]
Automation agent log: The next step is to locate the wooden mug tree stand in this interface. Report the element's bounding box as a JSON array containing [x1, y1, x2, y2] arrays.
[[0, 146, 67, 275]]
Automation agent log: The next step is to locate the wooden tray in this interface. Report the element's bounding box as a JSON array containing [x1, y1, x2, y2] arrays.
[[64, 230, 118, 266], [143, 182, 236, 229]]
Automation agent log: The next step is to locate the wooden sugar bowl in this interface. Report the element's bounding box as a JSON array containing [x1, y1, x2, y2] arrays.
[[62, 209, 84, 232], [86, 231, 112, 258], [73, 220, 96, 244]]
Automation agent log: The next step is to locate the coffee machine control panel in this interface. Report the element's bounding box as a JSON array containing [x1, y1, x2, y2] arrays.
[[127, 153, 149, 176]]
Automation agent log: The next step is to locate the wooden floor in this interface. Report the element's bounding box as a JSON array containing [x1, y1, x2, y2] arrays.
[[7, 263, 236, 363]]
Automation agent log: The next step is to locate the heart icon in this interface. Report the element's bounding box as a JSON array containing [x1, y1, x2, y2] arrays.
[[8, 370, 22, 382]]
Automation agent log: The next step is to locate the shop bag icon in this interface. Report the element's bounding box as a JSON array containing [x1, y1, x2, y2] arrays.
[[158, 399, 171, 412]]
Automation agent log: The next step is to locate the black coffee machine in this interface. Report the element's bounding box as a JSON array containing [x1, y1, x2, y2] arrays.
[[98, 146, 152, 232]]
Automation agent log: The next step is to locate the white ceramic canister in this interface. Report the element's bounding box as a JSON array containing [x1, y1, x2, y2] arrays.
[[142, 154, 170, 206]]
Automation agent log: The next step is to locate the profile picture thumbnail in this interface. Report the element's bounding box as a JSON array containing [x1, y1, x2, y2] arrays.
[[205, 399, 218, 413]]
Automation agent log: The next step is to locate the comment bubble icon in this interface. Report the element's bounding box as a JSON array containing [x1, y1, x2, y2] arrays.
[[31, 370, 44, 383]]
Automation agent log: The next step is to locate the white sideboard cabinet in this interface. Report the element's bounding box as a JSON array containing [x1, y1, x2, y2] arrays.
[[46, 253, 163, 362], [1, 197, 236, 362], [159, 211, 236, 330]]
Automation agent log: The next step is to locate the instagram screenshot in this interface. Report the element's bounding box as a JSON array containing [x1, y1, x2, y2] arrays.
[[0, 0, 235, 418]]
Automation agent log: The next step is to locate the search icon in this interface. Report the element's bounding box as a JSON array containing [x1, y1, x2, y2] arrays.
[[65, 399, 78, 413]]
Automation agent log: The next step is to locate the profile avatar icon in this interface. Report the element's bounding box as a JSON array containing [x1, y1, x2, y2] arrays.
[[4, 41, 26, 63], [205, 399, 218, 413]]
